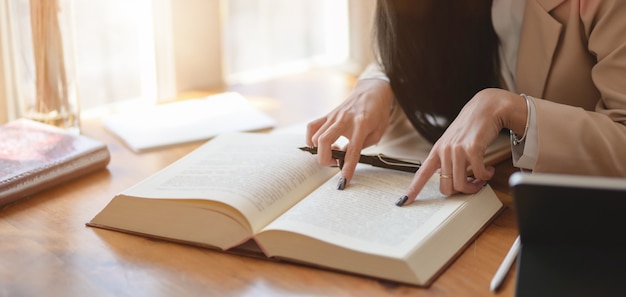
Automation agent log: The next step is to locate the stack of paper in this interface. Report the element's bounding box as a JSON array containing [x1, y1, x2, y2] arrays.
[[104, 92, 276, 152]]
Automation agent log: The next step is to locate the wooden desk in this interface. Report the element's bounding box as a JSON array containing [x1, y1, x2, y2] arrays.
[[0, 71, 520, 297]]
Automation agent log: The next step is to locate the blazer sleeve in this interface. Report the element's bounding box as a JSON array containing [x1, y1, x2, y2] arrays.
[[532, 0, 626, 176]]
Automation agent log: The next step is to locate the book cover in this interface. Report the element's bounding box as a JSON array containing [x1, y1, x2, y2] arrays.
[[0, 118, 111, 207]]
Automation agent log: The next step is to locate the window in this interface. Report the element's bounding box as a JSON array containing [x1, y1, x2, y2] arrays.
[[0, 0, 374, 123], [222, 0, 349, 84], [72, 0, 157, 110], [0, 0, 157, 120]]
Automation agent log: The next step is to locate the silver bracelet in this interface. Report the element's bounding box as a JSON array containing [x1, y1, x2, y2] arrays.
[[510, 93, 531, 146]]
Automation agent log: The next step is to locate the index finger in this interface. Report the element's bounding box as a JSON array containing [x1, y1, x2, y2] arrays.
[[397, 157, 440, 206]]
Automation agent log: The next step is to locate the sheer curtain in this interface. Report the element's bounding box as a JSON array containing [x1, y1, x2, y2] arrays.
[[222, 0, 350, 84], [0, 0, 157, 120], [0, 0, 374, 123]]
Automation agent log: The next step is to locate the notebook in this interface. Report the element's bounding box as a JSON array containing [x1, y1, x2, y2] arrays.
[[0, 118, 110, 207], [509, 172, 626, 297]]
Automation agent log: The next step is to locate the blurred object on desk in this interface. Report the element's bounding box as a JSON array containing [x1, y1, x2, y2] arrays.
[[0, 118, 110, 208], [6, 0, 81, 133], [103, 92, 275, 152]]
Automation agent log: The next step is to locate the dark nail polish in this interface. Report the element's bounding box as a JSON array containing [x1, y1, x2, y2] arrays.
[[338, 159, 344, 170], [336, 176, 347, 190], [395, 195, 408, 207]]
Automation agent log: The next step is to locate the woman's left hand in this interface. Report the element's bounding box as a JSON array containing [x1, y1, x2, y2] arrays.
[[399, 88, 528, 205]]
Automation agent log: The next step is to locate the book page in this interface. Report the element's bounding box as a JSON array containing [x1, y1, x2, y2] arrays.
[[121, 132, 338, 233], [361, 111, 433, 162], [259, 164, 472, 257]]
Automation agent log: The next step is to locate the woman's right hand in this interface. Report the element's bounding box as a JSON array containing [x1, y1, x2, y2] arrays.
[[306, 79, 395, 189]]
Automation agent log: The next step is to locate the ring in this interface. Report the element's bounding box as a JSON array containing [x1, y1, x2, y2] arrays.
[[440, 174, 452, 179]]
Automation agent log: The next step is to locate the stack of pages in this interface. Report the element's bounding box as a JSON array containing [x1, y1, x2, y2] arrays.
[[104, 92, 276, 152]]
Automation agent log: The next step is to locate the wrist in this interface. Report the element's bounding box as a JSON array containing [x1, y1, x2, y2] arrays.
[[509, 94, 531, 145]]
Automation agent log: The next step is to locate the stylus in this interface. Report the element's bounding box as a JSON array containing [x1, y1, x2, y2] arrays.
[[490, 235, 521, 291]]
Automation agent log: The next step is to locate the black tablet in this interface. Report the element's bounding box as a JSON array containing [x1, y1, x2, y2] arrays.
[[510, 172, 626, 297]]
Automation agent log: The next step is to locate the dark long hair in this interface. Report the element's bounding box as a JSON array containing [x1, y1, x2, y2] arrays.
[[375, 0, 499, 143]]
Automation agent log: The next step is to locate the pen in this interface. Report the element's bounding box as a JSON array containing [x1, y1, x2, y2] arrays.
[[490, 235, 521, 292], [298, 146, 421, 173]]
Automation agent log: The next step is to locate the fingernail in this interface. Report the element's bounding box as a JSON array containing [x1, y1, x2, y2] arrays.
[[336, 176, 347, 190], [338, 159, 344, 170], [395, 195, 408, 207]]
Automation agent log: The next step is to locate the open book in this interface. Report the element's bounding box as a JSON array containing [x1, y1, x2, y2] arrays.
[[87, 132, 504, 286]]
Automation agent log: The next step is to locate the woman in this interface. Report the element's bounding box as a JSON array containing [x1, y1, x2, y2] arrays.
[[306, 0, 626, 206]]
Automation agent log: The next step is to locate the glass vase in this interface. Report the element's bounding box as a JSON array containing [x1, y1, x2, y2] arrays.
[[8, 0, 80, 134]]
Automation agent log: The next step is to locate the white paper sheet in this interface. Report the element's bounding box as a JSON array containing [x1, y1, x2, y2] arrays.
[[104, 92, 276, 152]]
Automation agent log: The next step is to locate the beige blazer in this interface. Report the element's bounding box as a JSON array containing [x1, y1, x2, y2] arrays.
[[516, 0, 626, 176]]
